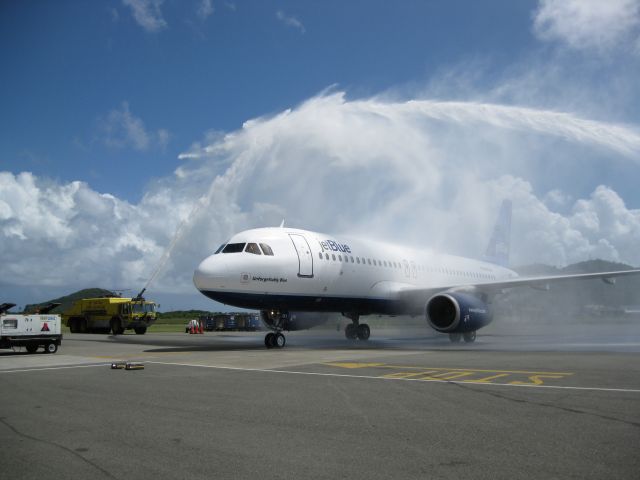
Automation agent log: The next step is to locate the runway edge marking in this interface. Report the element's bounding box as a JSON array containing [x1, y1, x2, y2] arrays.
[[146, 361, 640, 394]]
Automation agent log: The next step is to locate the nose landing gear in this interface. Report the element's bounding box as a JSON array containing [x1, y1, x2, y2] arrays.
[[261, 311, 290, 349]]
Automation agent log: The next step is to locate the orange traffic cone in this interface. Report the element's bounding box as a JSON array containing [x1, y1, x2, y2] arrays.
[[199, 322, 204, 334]]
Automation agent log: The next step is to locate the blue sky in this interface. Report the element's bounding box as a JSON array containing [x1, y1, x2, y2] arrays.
[[2, 0, 538, 201], [2, 0, 640, 310]]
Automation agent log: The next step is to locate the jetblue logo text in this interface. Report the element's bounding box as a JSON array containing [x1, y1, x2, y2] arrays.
[[318, 239, 351, 254]]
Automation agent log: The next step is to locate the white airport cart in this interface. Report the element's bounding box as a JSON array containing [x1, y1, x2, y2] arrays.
[[0, 303, 63, 353]]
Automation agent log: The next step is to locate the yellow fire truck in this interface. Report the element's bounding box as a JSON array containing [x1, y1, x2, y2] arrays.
[[62, 290, 157, 335]]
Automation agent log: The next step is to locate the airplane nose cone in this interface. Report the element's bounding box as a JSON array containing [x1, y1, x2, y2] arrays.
[[193, 255, 228, 291]]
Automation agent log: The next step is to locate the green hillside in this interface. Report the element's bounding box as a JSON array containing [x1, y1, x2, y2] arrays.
[[24, 288, 116, 314], [23, 289, 222, 321], [498, 260, 640, 323]]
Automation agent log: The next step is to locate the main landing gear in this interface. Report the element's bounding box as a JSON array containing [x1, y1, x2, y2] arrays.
[[343, 313, 370, 341], [448, 331, 477, 343], [264, 332, 286, 349]]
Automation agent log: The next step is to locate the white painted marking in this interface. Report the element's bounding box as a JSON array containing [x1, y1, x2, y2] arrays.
[[0, 363, 109, 374], [4, 360, 639, 395], [146, 361, 640, 394]]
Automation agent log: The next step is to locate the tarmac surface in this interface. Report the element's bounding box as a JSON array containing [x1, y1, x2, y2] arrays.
[[1, 322, 639, 479]]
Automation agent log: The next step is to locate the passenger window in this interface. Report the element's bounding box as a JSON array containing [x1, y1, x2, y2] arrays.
[[356, 257, 360, 264], [325, 253, 329, 260], [368, 259, 371, 265], [318, 252, 323, 260], [223, 243, 246, 253], [245, 243, 262, 255], [338, 255, 342, 261], [350, 257, 354, 263], [332, 254, 336, 261], [259, 243, 274, 256]]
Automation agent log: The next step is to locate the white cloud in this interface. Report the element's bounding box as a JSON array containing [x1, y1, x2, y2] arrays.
[[122, 0, 167, 33], [543, 189, 572, 209], [3, 92, 640, 300], [98, 102, 169, 152], [196, 0, 214, 20], [276, 10, 306, 34], [533, 0, 640, 52]]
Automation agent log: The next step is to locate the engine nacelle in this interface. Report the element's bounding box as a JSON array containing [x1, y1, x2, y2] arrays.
[[260, 311, 330, 331], [425, 292, 492, 333]]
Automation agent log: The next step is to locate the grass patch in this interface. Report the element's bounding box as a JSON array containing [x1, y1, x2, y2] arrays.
[[147, 323, 186, 333]]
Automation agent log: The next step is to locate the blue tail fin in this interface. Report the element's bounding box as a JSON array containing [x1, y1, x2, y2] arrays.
[[484, 200, 512, 267]]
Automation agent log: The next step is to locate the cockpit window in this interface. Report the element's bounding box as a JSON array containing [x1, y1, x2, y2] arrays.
[[222, 243, 246, 253], [214, 243, 227, 254], [260, 243, 274, 256], [245, 243, 262, 255]]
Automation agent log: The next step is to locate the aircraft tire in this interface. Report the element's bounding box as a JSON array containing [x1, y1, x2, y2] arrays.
[[356, 324, 370, 341], [345, 324, 357, 340], [463, 331, 476, 343], [275, 333, 286, 348], [449, 333, 462, 343], [45, 343, 58, 354], [265, 333, 275, 348]]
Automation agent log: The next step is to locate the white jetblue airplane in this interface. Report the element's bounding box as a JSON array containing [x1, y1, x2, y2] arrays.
[[193, 201, 640, 348]]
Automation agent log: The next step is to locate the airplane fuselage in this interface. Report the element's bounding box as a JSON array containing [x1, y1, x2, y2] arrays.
[[193, 227, 517, 316]]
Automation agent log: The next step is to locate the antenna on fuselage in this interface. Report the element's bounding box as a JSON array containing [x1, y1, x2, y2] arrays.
[[279, 219, 285, 228]]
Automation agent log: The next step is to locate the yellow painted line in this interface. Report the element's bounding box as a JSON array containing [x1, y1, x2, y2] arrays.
[[432, 371, 476, 381], [326, 362, 385, 369], [464, 373, 510, 383], [324, 362, 573, 376], [509, 374, 566, 386], [146, 361, 640, 394]]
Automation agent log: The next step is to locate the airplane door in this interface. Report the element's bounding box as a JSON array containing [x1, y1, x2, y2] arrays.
[[403, 260, 410, 278], [289, 234, 314, 278]]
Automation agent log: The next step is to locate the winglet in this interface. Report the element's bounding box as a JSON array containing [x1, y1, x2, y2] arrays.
[[484, 200, 512, 267], [279, 219, 285, 228]]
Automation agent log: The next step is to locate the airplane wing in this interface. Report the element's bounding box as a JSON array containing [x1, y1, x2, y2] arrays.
[[392, 268, 640, 313], [460, 268, 640, 294]]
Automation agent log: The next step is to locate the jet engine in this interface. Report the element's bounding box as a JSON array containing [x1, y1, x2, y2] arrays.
[[260, 310, 331, 331], [425, 292, 492, 333]]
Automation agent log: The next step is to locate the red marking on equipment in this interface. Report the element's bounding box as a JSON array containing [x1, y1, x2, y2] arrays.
[[41, 323, 50, 332]]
